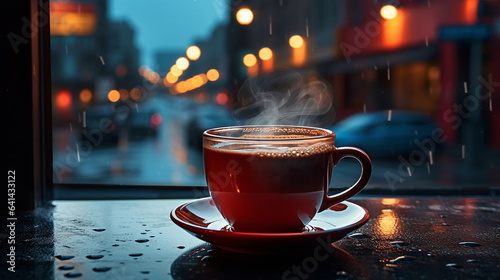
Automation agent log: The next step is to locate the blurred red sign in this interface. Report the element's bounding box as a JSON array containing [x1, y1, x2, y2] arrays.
[[50, 2, 96, 36]]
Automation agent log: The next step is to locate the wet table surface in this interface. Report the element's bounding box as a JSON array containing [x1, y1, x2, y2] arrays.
[[2, 196, 500, 280]]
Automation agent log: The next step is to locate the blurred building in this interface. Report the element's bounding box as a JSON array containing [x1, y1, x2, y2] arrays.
[[226, 0, 500, 148], [107, 20, 141, 91], [50, 0, 141, 121]]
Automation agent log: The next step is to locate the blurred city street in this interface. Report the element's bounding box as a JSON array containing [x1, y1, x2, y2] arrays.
[[53, 91, 500, 192], [53, 92, 206, 186]]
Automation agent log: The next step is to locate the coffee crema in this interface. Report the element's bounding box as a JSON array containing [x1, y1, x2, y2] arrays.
[[207, 126, 332, 139], [239, 126, 329, 137], [206, 142, 333, 158], [240, 134, 310, 139]]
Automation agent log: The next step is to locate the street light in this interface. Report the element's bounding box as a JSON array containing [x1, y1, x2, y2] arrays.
[[186, 45, 201, 61], [380, 5, 398, 20], [206, 69, 220, 82], [289, 35, 304, 48], [175, 57, 190, 71], [289, 35, 306, 66], [165, 72, 178, 84], [56, 90, 72, 110], [258, 47, 273, 60], [79, 89, 92, 103], [236, 7, 253, 25], [243, 53, 257, 67], [107, 89, 120, 103], [259, 47, 274, 73], [170, 65, 183, 77]]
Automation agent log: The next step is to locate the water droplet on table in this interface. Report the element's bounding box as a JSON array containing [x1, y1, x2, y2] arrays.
[[459, 241, 481, 247], [390, 241, 409, 247], [135, 239, 149, 243], [389, 256, 416, 264], [86, 255, 104, 260], [129, 253, 143, 257], [93, 267, 112, 272], [64, 272, 83, 278], [93, 228, 106, 232], [467, 259, 478, 263], [348, 233, 370, 239], [446, 263, 463, 269], [54, 255, 75, 261], [58, 265, 75, 270], [201, 256, 214, 262], [177, 246, 185, 249]]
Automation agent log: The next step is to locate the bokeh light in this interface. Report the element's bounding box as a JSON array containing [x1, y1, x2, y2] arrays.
[[150, 113, 162, 126], [107, 89, 120, 102], [130, 88, 142, 100], [243, 53, 257, 67], [258, 47, 273, 60], [56, 90, 72, 109], [186, 45, 201, 61], [119, 89, 129, 101], [176, 57, 190, 70], [79, 89, 92, 103], [215, 92, 229, 105], [236, 7, 254, 25], [206, 69, 220, 81], [170, 65, 183, 77], [115, 64, 127, 77], [289, 35, 304, 48], [166, 72, 179, 84], [380, 5, 398, 20]]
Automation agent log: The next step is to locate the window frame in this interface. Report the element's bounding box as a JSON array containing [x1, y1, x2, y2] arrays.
[[4, 0, 53, 211]]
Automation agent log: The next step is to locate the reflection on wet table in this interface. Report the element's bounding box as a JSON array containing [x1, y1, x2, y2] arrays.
[[3, 197, 499, 279]]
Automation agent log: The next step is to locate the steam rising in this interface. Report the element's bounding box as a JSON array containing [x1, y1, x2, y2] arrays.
[[235, 71, 335, 127]]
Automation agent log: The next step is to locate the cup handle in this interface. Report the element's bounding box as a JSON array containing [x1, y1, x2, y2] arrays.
[[319, 147, 372, 212]]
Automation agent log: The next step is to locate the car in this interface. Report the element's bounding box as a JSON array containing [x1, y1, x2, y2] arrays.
[[328, 110, 441, 157]]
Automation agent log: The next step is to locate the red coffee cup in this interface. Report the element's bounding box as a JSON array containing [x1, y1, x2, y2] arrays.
[[203, 125, 371, 233]]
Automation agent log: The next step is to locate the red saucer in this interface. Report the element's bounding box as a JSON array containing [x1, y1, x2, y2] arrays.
[[170, 197, 370, 254]]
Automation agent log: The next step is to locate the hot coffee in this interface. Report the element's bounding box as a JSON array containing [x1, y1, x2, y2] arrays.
[[203, 126, 371, 233], [205, 143, 333, 232]]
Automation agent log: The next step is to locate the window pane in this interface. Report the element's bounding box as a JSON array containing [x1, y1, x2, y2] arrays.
[[51, 0, 229, 186], [51, 0, 500, 190]]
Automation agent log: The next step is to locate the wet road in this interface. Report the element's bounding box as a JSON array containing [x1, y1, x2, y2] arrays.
[[53, 93, 206, 186]]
